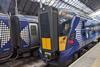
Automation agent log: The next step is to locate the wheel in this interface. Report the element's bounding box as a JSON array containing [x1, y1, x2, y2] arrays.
[[73, 53, 79, 61]]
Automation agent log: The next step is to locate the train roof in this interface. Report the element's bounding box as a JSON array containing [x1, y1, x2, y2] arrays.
[[15, 15, 38, 23], [0, 13, 10, 19]]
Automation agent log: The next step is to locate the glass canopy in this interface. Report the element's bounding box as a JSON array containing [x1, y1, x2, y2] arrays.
[[32, 0, 93, 16]]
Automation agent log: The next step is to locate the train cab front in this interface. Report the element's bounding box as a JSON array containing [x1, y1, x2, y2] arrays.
[[38, 6, 71, 65], [38, 7, 59, 64]]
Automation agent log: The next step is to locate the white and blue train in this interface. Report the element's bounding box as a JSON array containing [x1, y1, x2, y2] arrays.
[[38, 7, 100, 66], [0, 9, 100, 65], [0, 13, 40, 63]]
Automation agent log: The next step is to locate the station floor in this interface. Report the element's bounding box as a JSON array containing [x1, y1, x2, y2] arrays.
[[69, 42, 100, 67]]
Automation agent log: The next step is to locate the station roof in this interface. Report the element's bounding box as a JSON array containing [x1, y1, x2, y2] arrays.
[[80, 0, 100, 11], [0, 0, 100, 17]]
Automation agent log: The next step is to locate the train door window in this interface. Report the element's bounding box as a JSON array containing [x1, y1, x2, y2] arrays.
[[85, 27, 90, 38], [90, 27, 95, 37], [29, 23, 38, 39]]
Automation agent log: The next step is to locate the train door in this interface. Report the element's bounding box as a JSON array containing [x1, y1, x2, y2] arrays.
[[0, 14, 13, 62], [81, 20, 87, 40], [90, 26, 96, 38], [85, 21, 90, 39]]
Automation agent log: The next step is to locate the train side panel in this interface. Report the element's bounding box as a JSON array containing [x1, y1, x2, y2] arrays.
[[10, 15, 39, 57], [0, 14, 13, 62]]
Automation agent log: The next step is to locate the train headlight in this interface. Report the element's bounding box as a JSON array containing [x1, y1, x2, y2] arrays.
[[44, 52, 51, 59]]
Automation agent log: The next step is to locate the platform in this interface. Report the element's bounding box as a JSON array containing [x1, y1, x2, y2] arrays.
[[0, 57, 46, 67], [69, 42, 100, 67]]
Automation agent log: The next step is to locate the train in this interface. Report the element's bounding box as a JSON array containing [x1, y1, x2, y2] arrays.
[[38, 7, 100, 66], [0, 13, 40, 63], [0, 6, 100, 66]]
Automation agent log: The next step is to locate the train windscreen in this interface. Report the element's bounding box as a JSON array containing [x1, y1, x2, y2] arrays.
[[58, 19, 71, 36], [40, 13, 50, 37]]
